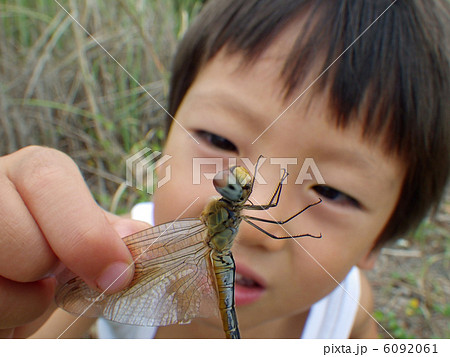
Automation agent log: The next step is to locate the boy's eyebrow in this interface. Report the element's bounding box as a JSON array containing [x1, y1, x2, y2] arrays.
[[321, 147, 376, 172], [192, 91, 269, 130], [320, 145, 402, 191]]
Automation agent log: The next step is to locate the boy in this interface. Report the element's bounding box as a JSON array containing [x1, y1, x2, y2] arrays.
[[0, 0, 448, 338]]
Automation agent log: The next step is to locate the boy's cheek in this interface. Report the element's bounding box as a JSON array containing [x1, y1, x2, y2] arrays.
[[152, 179, 212, 224]]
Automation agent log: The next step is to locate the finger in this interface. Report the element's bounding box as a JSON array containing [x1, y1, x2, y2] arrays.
[[0, 173, 58, 282], [0, 276, 55, 329], [5, 146, 134, 292], [12, 303, 57, 338], [105, 212, 152, 237], [0, 328, 14, 338]]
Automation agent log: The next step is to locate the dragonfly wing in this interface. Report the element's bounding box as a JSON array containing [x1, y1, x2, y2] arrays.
[[56, 219, 219, 326]]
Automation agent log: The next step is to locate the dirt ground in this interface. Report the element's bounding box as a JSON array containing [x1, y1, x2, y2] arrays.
[[366, 192, 449, 338]]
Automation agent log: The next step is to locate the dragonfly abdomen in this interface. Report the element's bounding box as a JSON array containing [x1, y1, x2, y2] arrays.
[[211, 251, 240, 339], [201, 198, 242, 338]]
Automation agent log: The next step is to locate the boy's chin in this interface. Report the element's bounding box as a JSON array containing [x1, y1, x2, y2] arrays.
[[193, 315, 227, 333], [356, 248, 381, 270]]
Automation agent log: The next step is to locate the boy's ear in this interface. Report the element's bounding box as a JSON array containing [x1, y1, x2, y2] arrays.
[[356, 248, 381, 270]]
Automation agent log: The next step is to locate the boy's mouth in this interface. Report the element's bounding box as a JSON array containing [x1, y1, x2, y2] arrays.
[[234, 266, 266, 306], [235, 272, 260, 287]]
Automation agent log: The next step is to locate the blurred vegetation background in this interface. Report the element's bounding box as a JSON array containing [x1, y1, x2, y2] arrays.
[[0, 0, 448, 339], [0, 0, 205, 212]]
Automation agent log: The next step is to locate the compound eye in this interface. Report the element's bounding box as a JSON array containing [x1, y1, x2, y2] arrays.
[[213, 170, 244, 202]]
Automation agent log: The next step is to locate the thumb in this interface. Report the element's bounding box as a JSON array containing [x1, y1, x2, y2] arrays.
[[111, 217, 152, 238], [56, 217, 151, 293], [96, 216, 151, 292]]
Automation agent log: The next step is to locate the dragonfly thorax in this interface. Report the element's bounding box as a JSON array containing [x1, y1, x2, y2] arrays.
[[202, 199, 242, 252]]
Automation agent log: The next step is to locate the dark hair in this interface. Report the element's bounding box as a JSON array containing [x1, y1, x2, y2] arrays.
[[166, 0, 449, 247]]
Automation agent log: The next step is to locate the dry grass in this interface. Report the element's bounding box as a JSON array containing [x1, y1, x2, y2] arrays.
[[0, 0, 203, 212]]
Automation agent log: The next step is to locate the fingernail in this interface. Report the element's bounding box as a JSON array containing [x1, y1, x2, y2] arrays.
[[96, 262, 134, 293]]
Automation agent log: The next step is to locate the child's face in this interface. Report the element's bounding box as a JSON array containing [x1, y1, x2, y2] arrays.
[[152, 30, 405, 335]]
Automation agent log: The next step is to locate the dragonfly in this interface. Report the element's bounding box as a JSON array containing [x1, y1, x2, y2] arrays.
[[56, 157, 322, 339]]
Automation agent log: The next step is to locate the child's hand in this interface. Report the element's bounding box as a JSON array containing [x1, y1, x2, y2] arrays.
[[0, 146, 149, 338]]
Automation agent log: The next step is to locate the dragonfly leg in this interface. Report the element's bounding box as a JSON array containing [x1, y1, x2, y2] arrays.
[[243, 169, 288, 210], [244, 199, 322, 224], [243, 217, 322, 240]]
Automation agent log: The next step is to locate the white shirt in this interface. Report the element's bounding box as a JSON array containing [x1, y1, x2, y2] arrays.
[[97, 202, 360, 338]]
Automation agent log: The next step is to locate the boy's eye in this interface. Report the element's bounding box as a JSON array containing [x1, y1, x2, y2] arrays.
[[312, 185, 360, 208], [196, 130, 238, 152]]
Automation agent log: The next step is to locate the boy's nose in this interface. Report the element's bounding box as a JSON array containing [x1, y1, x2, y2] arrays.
[[237, 193, 303, 252], [236, 215, 290, 252], [235, 166, 306, 251]]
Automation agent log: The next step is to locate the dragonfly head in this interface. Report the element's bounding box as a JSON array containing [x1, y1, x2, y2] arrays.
[[213, 166, 252, 203]]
